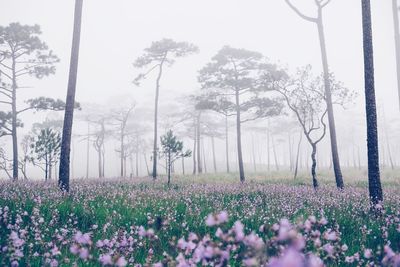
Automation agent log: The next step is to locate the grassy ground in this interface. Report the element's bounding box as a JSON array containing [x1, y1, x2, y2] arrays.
[[0, 171, 399, 266]]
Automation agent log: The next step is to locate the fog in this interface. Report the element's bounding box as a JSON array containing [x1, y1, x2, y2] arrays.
[[1, 0, 399, 179]]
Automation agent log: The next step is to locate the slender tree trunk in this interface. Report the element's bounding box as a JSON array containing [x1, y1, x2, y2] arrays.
[[59, 0, 83, 192], [192, 131, 197, 175], [71, 139, 75, 178], [251, 134, 257, 173], [136, 151, 139, 177], [49, 161, 52, 180], [316, 13, 344, 189], [235, 89, 245, 182], [393, 0, 400, 109], [152, 62, 164, 179], [211, 136, 217, 173], [382, 108, 395, 170], [272, 135, 279, 171], [182, 156, 185, 175], [202, 140, 207, 173], [294, 132, 302, 179], [124, 156, 127, 177], [11, 56, 18, 181], [144, 153, 150, 176], [267, 124, 271, 172], [120, 131, 124, 177], [196, 114, 202, 173], [225, 114, 230, 173], [86, 123, 90, 179], [167, 152, 171, 185], [361, 0, 383, 205], [311, 143, 319, 189], [102, 146, 105, 177], [98, 149, 102, 178], [288, 132, 293, 171], [45, 157, 48, 181]]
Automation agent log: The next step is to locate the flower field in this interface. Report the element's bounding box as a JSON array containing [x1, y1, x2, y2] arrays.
[[1, 178, 400, 266]]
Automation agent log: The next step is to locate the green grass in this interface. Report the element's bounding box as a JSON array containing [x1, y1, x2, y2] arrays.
[[0, 171, 399, 266]]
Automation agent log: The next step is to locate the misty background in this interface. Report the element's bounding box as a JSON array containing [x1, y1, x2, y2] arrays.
[[0, 0, 399, 179]]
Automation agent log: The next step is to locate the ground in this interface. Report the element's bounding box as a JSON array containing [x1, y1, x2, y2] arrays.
[[0, 171, 400, 266]]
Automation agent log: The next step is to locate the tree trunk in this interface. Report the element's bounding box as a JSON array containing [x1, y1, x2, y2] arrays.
[[311, 143, 319, 189], [393, 0, 400, 109], [382, 108, 395, 170], [192, 129, 197, 175], [45, 156, 48, 181], [152, 62, 164, 179], [182, 156, 185, 175], [267, 123, 271, 172], [272, 135, 279, 171], [98, 149, 102, 178], [211, 136, 217, 173], [235, 89, 245, 182], [102, 146, 105, 177], [167, 152, 171, 186], [59, 0, 83, 192], [251, 134, 257, 173], [86, 123, 90, 179], [225, 114, 230, 173], [11, 56, 18, 181], [144, 153, 150, 176], [294, 132, 302, 179], [361, 0, 383, 205], [120, 131, 124, 177], [136, 150, 139, 177], [196, 113, 202, 174], [316, 13, 344, 189], [202, 140, 207, 173], [49, 161, 52, 180], [288, 132, 293, 171]]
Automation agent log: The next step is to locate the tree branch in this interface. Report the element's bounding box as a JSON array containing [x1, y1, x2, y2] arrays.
[[285, 0, 318, 22]]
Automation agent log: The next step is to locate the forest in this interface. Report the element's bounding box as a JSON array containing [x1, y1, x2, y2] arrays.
[[1, 0, 400, 266]]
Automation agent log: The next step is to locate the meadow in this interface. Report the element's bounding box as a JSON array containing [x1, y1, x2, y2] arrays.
[[1, 171, 400, 266]]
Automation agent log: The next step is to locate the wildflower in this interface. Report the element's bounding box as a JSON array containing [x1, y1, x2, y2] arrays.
[[99, 254, 113, 265], [115, 256, 127, 267], [205, 214, 216, 226], [233, 221, 245, 241], [217, 211, 229, 223], [364, 249, 372, 259]]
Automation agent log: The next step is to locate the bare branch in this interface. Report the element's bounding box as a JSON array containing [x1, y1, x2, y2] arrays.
[[285, 0, 318, 22]]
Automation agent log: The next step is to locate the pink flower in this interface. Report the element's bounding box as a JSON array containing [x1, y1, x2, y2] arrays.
[[233, 221, 245, 241], [364, 249, 372, 259], [138, 226, 146, 237], [116, 256, 127, 267], [307, 254, 323, 267], [99, 254, 113, 265], [323, 230, 337, 241], [323, 244, 334, 256], [69, 244, 79, 255], [217, 211, 229, 223], [205, 214, 216, 226], [49, 259, 58, 267], [269, 249, 304, 267], [79, 247, 89, 260], [74, 231, 91, 245]]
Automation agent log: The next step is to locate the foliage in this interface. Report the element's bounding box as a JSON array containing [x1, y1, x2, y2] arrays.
[[0, 23, 59, 78], [133, 38, 199, 85], [29, 127, 61, 180], [160, 130, 191, 184], [197, 46, 283, 122]]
